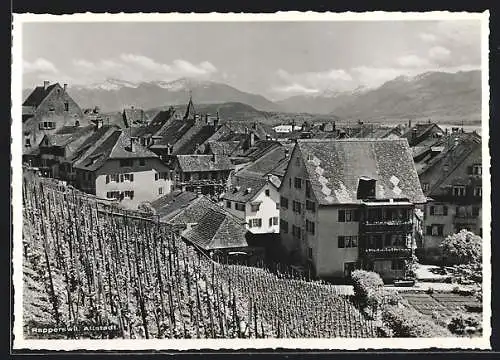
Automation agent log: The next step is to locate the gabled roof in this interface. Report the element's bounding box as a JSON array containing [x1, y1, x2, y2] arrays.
[[242, 143, 294, 177], [206, 141, 240, 156], [168, 195, 228, 225], [222, 174, 268, 203], [295, 139, 426, 205], [22, 83, 59, 107], [150, 190, 199, 221], [73, 129, 159, 171], [43, 125, 95, 148], [241, 140, 281, 161], [219, 121, 269, 140], [70, 125, 119, 163], [123, 108, 147, 127], [182, 208, 249, 250], [176, 155, 234, 172], [174, 124, 217, 155], [133, 110, 175, 138]]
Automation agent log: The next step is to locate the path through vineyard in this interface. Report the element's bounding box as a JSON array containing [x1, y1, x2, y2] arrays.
[[22, 174, 380, 339]]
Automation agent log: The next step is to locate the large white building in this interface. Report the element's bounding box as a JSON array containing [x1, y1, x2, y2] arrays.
[[73, 128, 172, 209], [222, 174, 280, 234], [279, 139, 426, 281]]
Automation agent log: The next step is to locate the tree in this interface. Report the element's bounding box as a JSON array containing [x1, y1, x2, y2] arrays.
[[440, 230, 482, 265]]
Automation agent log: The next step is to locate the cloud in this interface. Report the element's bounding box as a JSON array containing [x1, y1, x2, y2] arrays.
[[428, 46, 451, 61], [70, 54, 217, 84], [23, 58, 58, 74], [272, 68, 355, 95], [419, 32, 437, 43], [396, 55, 431, 68]]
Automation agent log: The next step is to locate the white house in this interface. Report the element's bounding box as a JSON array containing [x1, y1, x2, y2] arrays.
[[273, 124, 302, 134], [222, 174, 280, 234], [73, 129, 173, 209]]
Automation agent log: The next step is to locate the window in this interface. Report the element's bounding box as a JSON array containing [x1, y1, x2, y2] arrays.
[[306, 219, 315, 235], [123, 173, 134, 182], [64, 102, 69, 111], [24, 137, 31, 147], [250, 203, 261, 212], [294, 177, 302, 189], [474, 186, 482, 197], [391, 259, 404, 271], [453, 186, 466, 197], [292, 201, 302, 214], [158, 187, 163, 195], [39, 121, 56, 130], [155, 172, 169, 181], [269, 218, 273, 227], [139, 159, 146, 166], [430, 205, 448, 216], [338, 209, 359, 222], [280, 196, 289, 209], [305, 200, 316, 213], [472, 164, 482, 175], [305, 180, 312, 198], [472, 207, 480, 217], [426, 224, 444, 236], [422, 183, 429, 192], [235, 203, 245, 211], [120, 159, 133, 167], [226, 200, 232, 209], [124, 190, 134, 199], [248, 218, 262, 228], [272, 216, 278, 225], [265, 189, 270, 197], [280, 219, 289, 233], [308, 247, 313, 259], [289, 178, 291, 188], [292, 225, 301, 239], [338, 235, 358, 248]]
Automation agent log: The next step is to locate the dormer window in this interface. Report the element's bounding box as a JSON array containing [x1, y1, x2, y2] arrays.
[[472, 164, 482, 175], [357, 176, 376, 199], [452, 185, 466, 197]]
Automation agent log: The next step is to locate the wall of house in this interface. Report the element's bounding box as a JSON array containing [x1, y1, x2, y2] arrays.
[[316, 206, 359, 278], [94, 158, 172, 209], [23, 84, 85, 152], [244, 184, 280, 234]]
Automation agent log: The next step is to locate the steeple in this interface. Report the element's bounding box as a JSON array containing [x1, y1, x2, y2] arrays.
[[183, 90, 196, 120]]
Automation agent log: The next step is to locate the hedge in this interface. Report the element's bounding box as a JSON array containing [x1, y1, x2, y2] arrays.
[[382, 305, 451, 337]]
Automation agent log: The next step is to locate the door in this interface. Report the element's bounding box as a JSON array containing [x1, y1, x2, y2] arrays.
[[344, 261, 356, 278]]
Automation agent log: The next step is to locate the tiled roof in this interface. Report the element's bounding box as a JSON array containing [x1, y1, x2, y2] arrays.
[[70, 125, 119, 163], [44, 125, 95, 148], [168, 195, 227, 225], [206, 141, 240, 156], [174, 124, 217, 155], [296, 139, 427, 205], [242, 143, 294, 177], [22, 83, 58, 107], [241, 140, 281, 161], [176, 155, 234, 173], [73, 129, 159, 171], [133, 110, 174, 138], [152, 120, 196, 147], [222, 174, 268, 203], [123, 108, 147, 126], [182, 208, 248, 250], [150, 190, 199, 221], [220, 121, 268, 140]]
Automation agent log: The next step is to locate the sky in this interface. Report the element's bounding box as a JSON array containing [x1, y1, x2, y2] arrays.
[[21, 19, 482, 101]]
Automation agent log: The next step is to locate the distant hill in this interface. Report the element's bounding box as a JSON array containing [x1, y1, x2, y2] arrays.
[[277, 70, 482, 124], [23, 78, 282, 113]]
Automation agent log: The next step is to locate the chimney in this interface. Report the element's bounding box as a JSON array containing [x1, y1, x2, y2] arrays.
[[43, 81, 49, 90], [408, 119, 412, 129], [63, 83, 67, 92], [412, 128, 417, 140], [332, 121, 336, 132], [250, 132, 255, 147], [252, 122, 257, 130], [95, 118, 103, 129], [212, 154, 217, 163]]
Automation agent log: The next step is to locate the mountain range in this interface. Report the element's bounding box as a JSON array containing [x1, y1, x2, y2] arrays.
[[22, 70, 481, 124]]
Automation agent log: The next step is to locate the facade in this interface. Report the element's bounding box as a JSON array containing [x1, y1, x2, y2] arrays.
[[222, 174, 280, 234], [279, 139, 426, 281], [72, 129, 172, 209], [417, 132, 482, 263], [23, 81, 86, 163], [173, 154, 234, 196]]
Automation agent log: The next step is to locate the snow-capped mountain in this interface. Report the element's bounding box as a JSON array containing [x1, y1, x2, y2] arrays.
[[276, 70, 481, 121], [58, 78, 281, 112]]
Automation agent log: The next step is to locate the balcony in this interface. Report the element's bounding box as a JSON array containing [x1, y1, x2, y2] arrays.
[[361, 247, 412, 259], [360, 220, 413, 233]]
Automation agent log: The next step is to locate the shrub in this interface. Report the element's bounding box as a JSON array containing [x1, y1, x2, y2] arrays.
[[351, 270, 384, 303], [382, 305, 451, 337], [448, 314, 482, 335], [440, 230, 482, 266]]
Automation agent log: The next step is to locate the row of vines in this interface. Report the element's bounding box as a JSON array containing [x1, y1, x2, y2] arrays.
[[22, 174, 379, 339]]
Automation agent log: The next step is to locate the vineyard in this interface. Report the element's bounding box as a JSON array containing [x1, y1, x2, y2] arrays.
[[22, 173, 379, 339]]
